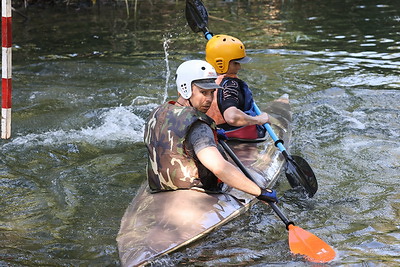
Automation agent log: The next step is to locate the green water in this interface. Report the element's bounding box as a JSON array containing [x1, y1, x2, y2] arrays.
[[1, 1, 399, 266]]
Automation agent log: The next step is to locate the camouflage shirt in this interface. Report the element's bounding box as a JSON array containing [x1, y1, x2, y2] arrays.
[[144, 101, 218, 192]]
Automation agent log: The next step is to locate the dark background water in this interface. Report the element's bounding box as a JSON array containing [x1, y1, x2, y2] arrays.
[[1, 0, 399, 266]]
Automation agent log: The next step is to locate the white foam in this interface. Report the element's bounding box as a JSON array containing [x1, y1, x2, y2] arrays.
[[3, 105, 151, 149]]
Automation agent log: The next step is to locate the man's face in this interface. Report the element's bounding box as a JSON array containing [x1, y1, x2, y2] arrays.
[[190, 85, 215, 113], [226, 61, 241, 75]]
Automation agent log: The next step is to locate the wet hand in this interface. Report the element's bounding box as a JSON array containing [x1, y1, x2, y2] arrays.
[[257, 188, 278, 203], [257, 112, 270, 125]]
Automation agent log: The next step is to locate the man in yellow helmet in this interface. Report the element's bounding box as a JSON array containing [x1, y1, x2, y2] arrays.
[[205, 34, 270, 140]]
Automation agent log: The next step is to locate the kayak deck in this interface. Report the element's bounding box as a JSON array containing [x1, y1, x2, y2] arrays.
[[117, 95, 292, 266], [117, 186, 248, 266]]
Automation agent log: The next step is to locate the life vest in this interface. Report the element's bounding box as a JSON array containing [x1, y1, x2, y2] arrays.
[[206, 76, 265, 140], [144, 101, 220, 193]]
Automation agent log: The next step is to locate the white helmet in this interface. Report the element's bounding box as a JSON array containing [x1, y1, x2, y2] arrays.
[[175, 60, 221, 99]]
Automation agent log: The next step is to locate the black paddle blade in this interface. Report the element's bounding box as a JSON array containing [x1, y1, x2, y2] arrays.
[[185, 0, 209, 33], [285, 155, 318, 197]]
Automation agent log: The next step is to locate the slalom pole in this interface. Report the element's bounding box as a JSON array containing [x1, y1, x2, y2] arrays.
[[1, 0, 12, 139]]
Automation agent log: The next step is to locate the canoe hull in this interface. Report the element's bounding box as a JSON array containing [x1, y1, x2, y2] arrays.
[[117, 186, 250, 266]]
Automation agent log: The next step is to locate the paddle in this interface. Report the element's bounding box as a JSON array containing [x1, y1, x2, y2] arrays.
[[218, 139, 336, 263], [252, 103, 318, 197], [185, 0, 318, 197]]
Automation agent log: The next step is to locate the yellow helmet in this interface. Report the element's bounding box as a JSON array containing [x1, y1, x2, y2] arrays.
[[205, 34, 251, 74]]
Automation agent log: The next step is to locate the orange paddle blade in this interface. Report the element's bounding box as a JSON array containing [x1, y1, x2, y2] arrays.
[[288, 224, 336, 263]]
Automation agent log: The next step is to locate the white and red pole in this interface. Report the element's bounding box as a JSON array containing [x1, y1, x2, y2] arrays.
[[2, 0, 12, 139]]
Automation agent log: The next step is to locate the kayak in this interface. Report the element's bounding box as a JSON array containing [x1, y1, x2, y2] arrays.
[[117, 94, 292, 266]]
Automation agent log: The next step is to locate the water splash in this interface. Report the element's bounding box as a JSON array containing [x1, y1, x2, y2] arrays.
[[80, 106, 145, 142], [162, 36, 172, 103], [2, 105, 151, 149]]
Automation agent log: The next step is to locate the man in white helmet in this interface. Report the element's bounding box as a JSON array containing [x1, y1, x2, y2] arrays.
[[143, 60, 278, 202]]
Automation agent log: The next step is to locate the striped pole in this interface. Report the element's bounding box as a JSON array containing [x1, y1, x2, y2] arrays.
[[2, 0, 12, 139]]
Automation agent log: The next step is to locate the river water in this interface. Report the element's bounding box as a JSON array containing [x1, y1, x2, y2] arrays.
[[1, 0, 399, 266]]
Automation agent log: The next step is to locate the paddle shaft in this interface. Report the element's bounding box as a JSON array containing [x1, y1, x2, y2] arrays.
[[218, 139, 294, 229], [203, 32, 212, 40], [203, 30, 213, 40], [252, 103, 289, 154]]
